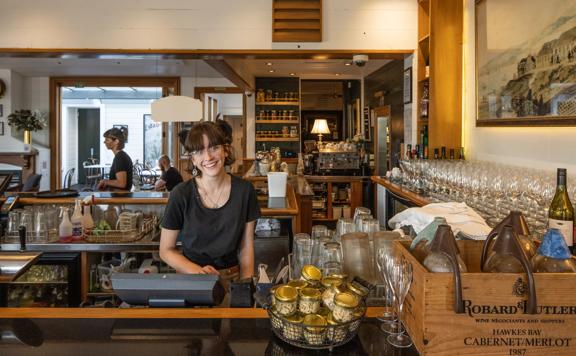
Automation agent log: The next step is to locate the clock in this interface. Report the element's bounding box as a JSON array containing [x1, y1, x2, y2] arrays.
[[0, 79, 5, 98]]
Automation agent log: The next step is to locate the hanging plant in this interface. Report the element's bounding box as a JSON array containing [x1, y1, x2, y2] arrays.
[[7, 110, 47, 131]]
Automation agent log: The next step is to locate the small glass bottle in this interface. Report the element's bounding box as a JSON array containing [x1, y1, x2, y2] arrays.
[[273, 285, 298, 316], [283, 312, 304, 340], [302, 314, 327, 345], [301, 265, 322, 287], [298, 287, 321, 314], [332, 292, 359, 323]]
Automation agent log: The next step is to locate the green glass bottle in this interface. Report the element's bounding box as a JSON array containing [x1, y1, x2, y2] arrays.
[[548, 168, 575, 254]]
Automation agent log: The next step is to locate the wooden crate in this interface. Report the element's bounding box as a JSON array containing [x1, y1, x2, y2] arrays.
[[397, 240, 576, 356]]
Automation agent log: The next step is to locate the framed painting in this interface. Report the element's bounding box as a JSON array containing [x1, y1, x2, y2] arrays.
[[476, 0, 576, 126]]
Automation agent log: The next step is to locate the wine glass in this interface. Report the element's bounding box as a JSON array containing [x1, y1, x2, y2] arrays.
[[386, 255, 413, 348], [376, 246, 397, 325]]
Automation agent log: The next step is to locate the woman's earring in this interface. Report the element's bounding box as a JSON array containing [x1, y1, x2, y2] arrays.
[[192, 165, 198, 176]]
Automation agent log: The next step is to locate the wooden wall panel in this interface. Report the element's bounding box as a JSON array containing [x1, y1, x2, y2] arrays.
[[272, 0, 322, 42]]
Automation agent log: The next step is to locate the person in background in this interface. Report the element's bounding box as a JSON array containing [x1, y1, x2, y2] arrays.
[[155, 155, 183, 191], [97, 128, 133, 191], [160, 122, 260, 301]]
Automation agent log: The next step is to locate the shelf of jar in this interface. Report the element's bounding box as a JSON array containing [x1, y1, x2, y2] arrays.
[[255, 137, 299, 142], [256, 119, 300, 123], [256, 101, 300, 106]]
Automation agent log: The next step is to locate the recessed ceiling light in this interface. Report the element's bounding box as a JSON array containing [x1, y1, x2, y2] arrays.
[[335, 73, 341, 76], [345, 62, 352, 66], [269, 69, 275, 73], [289, 73, 295, 76], [266, 62, 273, 66]]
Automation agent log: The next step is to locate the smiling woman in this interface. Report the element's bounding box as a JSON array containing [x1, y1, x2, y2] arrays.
[[159, 121, 260, 306]]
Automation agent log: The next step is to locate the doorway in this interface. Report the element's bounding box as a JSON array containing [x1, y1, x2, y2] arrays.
[[77, 108, 100, 184]]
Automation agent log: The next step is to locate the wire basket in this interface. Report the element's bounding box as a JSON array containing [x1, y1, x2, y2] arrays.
[[84, 215, 157, 243], [266, 304, 365, 351]]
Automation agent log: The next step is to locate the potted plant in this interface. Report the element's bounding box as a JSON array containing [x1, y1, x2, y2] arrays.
[[7, 109, 47, 144]]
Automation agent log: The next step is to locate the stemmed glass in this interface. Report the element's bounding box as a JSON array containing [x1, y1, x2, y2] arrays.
[[386, 255, 413, 348], [376, 246, 397, 326]]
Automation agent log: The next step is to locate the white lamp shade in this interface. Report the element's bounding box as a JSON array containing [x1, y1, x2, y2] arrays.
[[151, 96, 203, 123], [311, 119, 330, 134]]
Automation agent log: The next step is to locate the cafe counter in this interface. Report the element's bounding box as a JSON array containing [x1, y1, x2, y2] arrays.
[[0, 307, 418, 356]]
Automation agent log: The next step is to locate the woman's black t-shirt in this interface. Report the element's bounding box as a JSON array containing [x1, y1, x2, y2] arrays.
[[109, 150, 133, 191], [161, 174, 261, 269]]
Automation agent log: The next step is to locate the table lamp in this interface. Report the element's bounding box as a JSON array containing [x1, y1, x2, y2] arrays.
[[311, 119, 330, 145]]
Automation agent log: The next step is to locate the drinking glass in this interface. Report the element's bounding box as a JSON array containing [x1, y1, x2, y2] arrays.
[[341, 232, 374, 282], [6, 210, 21, 242], [376, 247, 399, 330], [311, 225, 328, 239], [386, 255, 413, 348], [320, 241, 343, 275], [336, 218, 355, 240], [34, 211, 47, 243], [353, 207, 371, 221], [292, 233, 312, 279], [19, 211, 34, 241]]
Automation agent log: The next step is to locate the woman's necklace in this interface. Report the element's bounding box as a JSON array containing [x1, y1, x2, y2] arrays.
[[197, 178, 225, 208]]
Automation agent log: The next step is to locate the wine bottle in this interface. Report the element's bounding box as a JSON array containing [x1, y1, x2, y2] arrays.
[[548, 168, 575, 253]]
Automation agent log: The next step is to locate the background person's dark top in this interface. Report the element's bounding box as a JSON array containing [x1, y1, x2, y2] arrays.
[[161, 167, 183, 191], [109, 150, 133, 191], [161, 174, 261, 269]]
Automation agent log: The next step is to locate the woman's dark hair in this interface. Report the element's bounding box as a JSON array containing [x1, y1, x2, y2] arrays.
[[103, 127, 125, 150], [215, 119, 233, 145], [185, 122, 235, 174]]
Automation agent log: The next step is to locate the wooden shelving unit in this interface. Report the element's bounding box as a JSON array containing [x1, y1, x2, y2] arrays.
[[416, 0, 463, 154], [255, 77, 301, 157]]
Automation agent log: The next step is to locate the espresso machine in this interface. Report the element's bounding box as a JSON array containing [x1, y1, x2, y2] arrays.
[[315, 150, 361, 175]]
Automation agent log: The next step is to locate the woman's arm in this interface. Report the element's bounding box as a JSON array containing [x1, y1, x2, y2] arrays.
[[159, 228, 220, 275], [97, 171, 127, 190], [238, 220, 255, 279]]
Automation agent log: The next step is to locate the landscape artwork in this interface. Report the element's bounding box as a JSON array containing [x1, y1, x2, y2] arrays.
[[476, 0, 576, 125]]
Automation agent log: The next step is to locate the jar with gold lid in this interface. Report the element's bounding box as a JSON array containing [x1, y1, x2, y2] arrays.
[[287, 279, 307, 291], [298, 287, 321, 314], [302, 314, 327, 345], [273, 285, 298, 316], [346, 282, 369, 302], [326, 313, 348, 343], [321, 278, 346, 310], [332, 292, 359, 323], [283, 312, 304, 341], [301, 265, 322, 287]]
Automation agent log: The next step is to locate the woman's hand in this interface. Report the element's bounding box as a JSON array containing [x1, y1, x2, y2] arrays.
[[198, 265, 220, 275], [97, 179, 108, 190]]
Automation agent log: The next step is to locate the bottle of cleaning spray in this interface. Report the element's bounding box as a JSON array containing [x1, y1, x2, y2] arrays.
[[82, 204, 95, 235], [59, 207, 73, 243], [71, 199, 83, 241]]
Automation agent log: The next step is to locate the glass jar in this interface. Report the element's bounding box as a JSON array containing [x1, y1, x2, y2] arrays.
[[302, 314, 327, 345], [265, 89, 273, 101], [273, 91, 280, 101], [326, 313, 348, 343], [271, 110, 277, 120], [256, 89, 265, 102], [321, 279, 346, 310], [290, 126, 298, 138], [282, 126, 289, 137], [273, 285, 298, 316], [288, 110, 294, 119], [301, 265, 322, 287], [298, 287, 321, 314], [332, 292, 359, 323], [283, 312, 304, 340], [258, 110, 266, 120], [346, 282, 369, 302], [287, 279, 308, 291]]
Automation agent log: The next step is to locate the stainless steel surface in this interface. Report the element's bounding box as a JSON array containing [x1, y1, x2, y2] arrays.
[[375, 116, 389, 176], [316, 151, 360, 171], [0, 251, 42, 283], [0, 240, 162, 252]]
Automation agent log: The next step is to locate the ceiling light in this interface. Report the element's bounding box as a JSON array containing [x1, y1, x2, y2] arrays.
[[269, 69, 275, 73], [335, 73, 341, 76], [345, 62, 352, 66], [289, 73, 295, 76], [266, 62, 273, 66]]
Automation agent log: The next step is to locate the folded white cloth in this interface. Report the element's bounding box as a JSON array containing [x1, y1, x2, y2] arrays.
[[388, 202, 491, 240]]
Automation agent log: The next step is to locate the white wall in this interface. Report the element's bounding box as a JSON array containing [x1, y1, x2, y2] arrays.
[[0, 0, 417, 50], [462, 0, 576, 172]]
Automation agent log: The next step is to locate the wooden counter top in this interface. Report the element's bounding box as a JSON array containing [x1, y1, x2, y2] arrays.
[[371, 176, 429, 207], [0, 306, 387, 319]]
